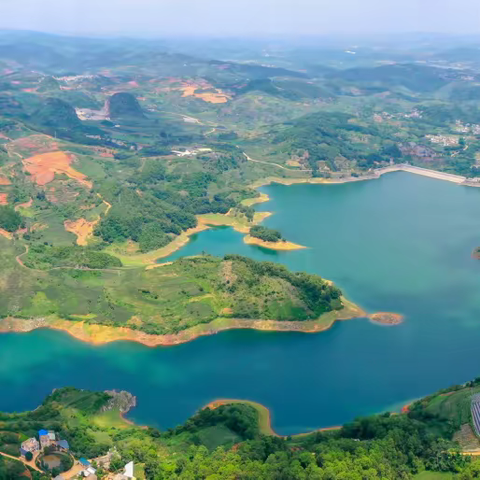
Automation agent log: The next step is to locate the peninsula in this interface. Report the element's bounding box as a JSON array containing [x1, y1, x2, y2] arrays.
[[0, 238, 372, 346]]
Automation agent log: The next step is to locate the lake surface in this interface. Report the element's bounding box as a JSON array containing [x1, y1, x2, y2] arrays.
[[2, 172, 480, 435]]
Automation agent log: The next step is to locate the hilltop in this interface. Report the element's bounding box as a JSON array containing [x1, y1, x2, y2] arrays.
[[106, 92, 144, 119], [31, 97, 82, 129]]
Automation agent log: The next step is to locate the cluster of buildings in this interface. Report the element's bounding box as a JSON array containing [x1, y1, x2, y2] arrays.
[[19, 429, 69, 458], [454, 120, 480, 135], [79, 458, 97, 478], [425, 134, 460, 147], [19, 429, 136, 479]]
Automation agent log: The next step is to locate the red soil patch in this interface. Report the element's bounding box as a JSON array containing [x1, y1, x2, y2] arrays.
[[180, 83, 230, 103], [23, 151, 92, 188], [0, 176, 11, 185], [16, 198, 32, 210], [0, 193, 8, 205], [0, 228, 12, 239], [64, 217, 99, 245]]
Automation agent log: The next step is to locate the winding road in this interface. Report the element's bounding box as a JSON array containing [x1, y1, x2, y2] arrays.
[[243, 152, 313, 172], [0, 451, 42, 473]]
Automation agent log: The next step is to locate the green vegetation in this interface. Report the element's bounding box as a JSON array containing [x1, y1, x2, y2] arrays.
[[3, 378, 480, 479], [2, 31, 479, 262], [107, 92, 145, 119], [0, 206, 23, 232], [0, 238, 342, 335], [3, 33, 480, 479], [250, 225, 283, 243], [32, 97, 82, 129], [24, 244, 122, 270]]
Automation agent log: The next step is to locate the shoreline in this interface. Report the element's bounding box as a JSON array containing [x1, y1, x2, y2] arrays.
[[368, 312, 404, 325], [105, 211, 273, 266], [115, 163, 474, 266], [203, 398, 341, 438], [0, 297, 368, 347], [248, 163, 477, 190], [243, 235, 306, 251], [203, 393, 418, 439]]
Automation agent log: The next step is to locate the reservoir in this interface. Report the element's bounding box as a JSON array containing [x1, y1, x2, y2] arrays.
[[2, 171, 480, 435]]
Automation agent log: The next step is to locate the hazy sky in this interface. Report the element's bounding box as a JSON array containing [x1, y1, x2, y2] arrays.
[[0, 0, 479, 37]]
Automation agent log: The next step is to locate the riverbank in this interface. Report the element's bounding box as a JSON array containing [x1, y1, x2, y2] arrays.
[[0, 297, 368, 347], [243, 235, 306, 251]]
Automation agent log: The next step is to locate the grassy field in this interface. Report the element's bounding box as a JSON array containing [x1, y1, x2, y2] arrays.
[[92, 410, 132, 430]]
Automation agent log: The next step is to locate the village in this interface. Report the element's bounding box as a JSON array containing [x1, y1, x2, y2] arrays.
[[12, 429, 137, 480]]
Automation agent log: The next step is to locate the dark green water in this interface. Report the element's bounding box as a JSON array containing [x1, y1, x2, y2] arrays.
[[2, 172, 480, 435]]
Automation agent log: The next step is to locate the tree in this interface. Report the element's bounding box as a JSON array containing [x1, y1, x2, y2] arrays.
[[250, 226, 283, 243], [0, 206, 22, 232], [25, 451, 33, 462]]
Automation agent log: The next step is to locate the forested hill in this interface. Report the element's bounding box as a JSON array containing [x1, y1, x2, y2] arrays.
[[4, 378, 480, 479]]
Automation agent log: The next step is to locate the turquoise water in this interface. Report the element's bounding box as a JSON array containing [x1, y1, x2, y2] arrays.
[[2, 172, 480, 434]]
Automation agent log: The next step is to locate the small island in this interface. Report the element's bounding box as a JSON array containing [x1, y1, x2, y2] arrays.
[[245, 225, 306, 251], [368, 312, 404, 325], [472, 247, 480, 259]]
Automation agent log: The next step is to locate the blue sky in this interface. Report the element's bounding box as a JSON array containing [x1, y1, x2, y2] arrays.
[[0, 0, 479, 37]]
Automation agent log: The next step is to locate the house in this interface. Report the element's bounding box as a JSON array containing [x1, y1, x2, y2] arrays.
[[113, 461, 136, 480], [20, 437, 40, 457], [124, 461, 135, 478], [38, 429, 56, 449], [56, 439, 69, 451], [82, 466, 97, 477], [79, 458, 91, 467]]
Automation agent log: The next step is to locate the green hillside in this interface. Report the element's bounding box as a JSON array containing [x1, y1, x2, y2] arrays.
[[3, 379, 480, 479], [107, 92, 145, 119], [32, 97, 82, 129], [0, 238, 343, 336]]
